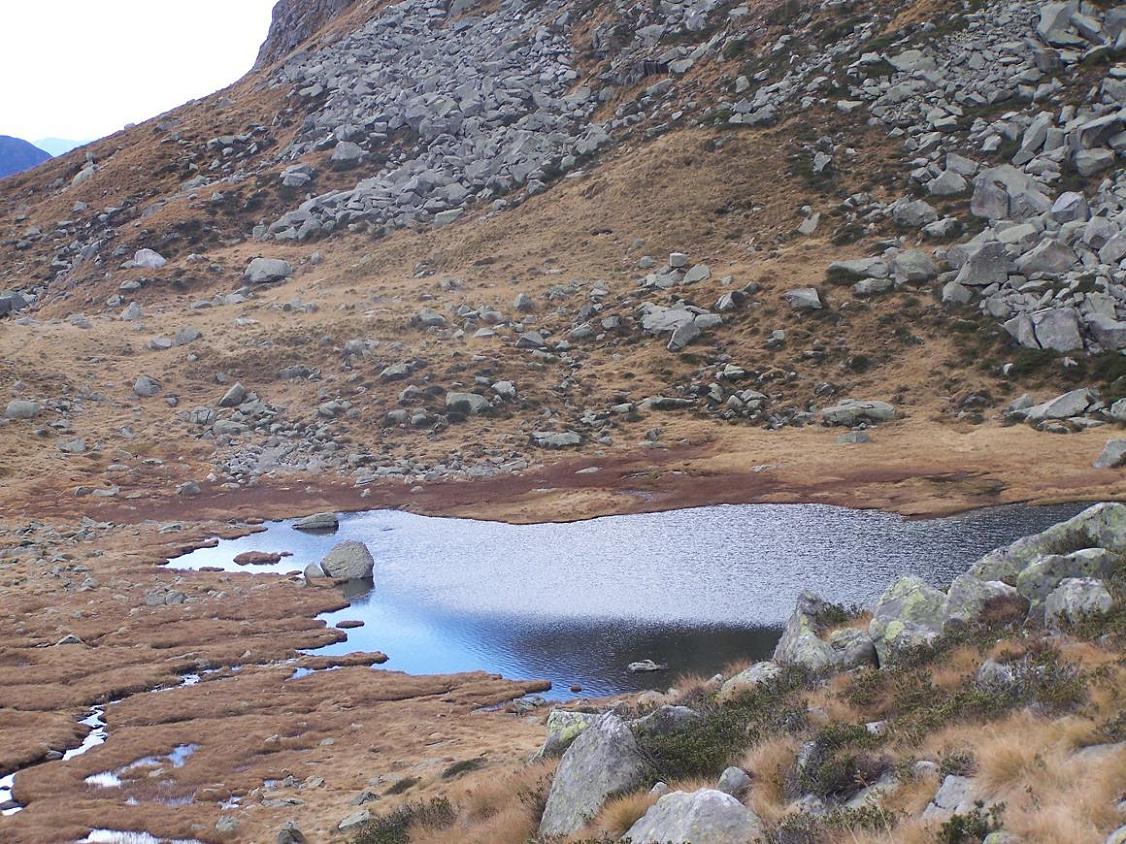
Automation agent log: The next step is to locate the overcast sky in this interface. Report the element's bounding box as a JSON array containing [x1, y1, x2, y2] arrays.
[[1, 1, 278, 143]]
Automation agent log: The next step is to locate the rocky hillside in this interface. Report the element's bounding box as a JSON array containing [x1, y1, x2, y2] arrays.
[[255, 0, 359, 68], [0, 0, 1123, 516], [0, 136, 50, 179], [0, 1, 1124, 843]]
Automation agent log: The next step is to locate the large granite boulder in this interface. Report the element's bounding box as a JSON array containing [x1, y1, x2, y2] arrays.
[[539, 713, 650, 837], [1015, 548, 1119, 609], [623, 789, 763, 843], [827, 627, 878, 670], [1044, 578, 1113, 629], [532, 710, 599, 761], [820, 400, 896, 426], [969, 503, 1126, 583], [773, 591, 837, 672], [245, 257, 293, 284], [943, 574, 1019, 628], [869, 576, 946, 663]]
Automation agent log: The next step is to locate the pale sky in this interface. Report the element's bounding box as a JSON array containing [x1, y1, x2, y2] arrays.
[[1, 1, 278, 143]]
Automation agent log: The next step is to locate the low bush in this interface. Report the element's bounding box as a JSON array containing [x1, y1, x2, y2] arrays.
[[350, 797, 456, 844], [937, 801, 1004, 844], [636, 666, 810, 780], [771, 804, 900, 842]]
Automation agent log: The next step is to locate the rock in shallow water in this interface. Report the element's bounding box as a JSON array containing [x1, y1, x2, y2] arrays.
[[319, 540, 374, 580], [293, 512, 338, 531]]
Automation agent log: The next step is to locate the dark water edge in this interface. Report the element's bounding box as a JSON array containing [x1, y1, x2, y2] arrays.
[[170, 501, 1091, 698]]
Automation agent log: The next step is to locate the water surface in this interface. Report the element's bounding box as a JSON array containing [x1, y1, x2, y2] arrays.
[[171, 502, 1087, 697]]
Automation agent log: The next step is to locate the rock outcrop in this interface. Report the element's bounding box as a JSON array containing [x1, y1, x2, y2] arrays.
[[539, 713, 650, 837], [256, 0, 358, 68]]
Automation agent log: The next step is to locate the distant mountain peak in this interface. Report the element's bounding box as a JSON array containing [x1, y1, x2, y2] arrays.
[[0, 136, 51, 179]]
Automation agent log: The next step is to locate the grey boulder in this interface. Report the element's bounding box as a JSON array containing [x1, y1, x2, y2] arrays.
[[773, 591, 836, 672], [623, 789, 763, 844], [784, 287, 822, 311], [319, 540, 375, 580], [1044, 578, 1113, 628], [533, 710, 599, 761], [539, 713, 649, 837], [446, 392, 491, 416], [869, 576, 946, 662], [820, 399, 896, 426], [133, 375, 161, 397], [4, 399, 40, 419], [969, 502, 1126, 583], [943, 574, 1018, 628], [293, 512, 339, 531], [1094, 440, 1126, 469], [245, 258, 293, 284], [718, 661, 781, 703]]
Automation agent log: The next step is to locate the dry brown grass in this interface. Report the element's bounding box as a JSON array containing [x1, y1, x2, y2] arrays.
[[449, 759, 556, 822], [591, 789, 661, 838], [928, 646, 980, 690], [671, 670, 723, 699], [742, 735, 799, 824]]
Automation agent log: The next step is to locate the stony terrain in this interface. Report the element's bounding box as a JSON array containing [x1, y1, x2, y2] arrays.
[[0, 0, 1125, 840]]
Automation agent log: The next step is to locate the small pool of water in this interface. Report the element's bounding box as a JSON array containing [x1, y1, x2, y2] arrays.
[[79, 832, 204, 844], [86, 745, 199, 790], [170, 502, 1088, 697]]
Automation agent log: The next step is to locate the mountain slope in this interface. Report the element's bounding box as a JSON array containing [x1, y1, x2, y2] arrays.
[[0, 1, 1122, 843], [0, 0, 1122, 514], [0, 135, 50, 179]]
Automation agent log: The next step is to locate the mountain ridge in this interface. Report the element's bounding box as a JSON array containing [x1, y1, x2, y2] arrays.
[[0, 135, 51, 179]]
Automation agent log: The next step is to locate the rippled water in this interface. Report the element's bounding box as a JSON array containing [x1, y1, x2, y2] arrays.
[[171, 502, 1088, 697]]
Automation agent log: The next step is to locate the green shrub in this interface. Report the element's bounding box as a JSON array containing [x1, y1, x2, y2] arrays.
[[1007, 347, 1058, 378], [937, 802, 1004, 844], [385, 776, 420, 795], [350, 797, 456, 844], [939, 749, 976, 778], [773, 804, 900, 843], [636, 667, 810, 780], [795, 722, 888, 801], [441, 758, 484, 779]]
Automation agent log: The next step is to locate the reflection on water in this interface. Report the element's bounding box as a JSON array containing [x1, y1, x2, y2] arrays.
[[79, 832, 204, 844], [171, 502, 1088, 697]]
